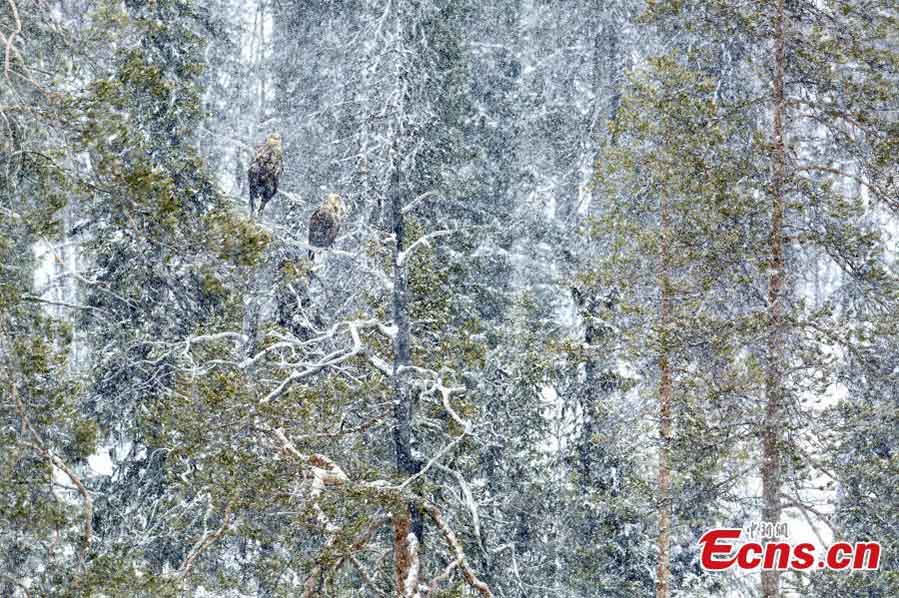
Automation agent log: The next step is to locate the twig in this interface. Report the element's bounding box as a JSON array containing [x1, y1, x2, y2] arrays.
[[397, 229, 454, 267], [402, 190, 440, 214], [349, 554, 387, 597], [426, 558, 461, 595], [422, 504, 494, 597], [177, 500, 235, 579], [3, 0, 22, 80], [13, 386, 93, 562]]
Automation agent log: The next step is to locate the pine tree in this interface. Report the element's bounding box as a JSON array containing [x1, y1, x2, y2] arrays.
[[2, 1, 99, 592], [3, 0, 896, 595], [595, 51, 765, 595], [633, 1, 899, 595]]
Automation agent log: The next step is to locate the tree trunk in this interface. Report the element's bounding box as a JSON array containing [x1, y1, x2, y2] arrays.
[[393, 508, 421, 597], [762, 1, 787, 596], [390, 131, 423, 595], [655, 192, 673, 598], [381, 2, 424, 593]]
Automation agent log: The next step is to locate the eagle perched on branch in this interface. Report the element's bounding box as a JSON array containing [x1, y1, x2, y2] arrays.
[[308, 193, 346, 260], [248, 133, 283, 217]]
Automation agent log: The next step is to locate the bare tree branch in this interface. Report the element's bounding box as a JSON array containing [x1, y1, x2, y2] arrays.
[[2, 0, 22, 80], [176, 499, 235, 579], [423, 504, 494, 598]]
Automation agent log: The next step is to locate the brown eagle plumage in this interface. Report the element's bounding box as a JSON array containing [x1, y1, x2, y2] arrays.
[[308, 193, 346, 260], [248, 133, 283, 217]]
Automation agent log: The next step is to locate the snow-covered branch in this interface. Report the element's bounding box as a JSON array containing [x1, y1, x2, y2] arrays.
[[422, 504, 494, 598], [401, 190, 440, 215], [397, 229, 454, 267], [13, 384, 93, 563], [259, 318, 391, 404], [176, 499, 235, 580], [267, 426, 493, 597], [1, 0, 22, 80]]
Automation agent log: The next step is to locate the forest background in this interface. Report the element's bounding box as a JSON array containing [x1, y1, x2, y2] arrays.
[[1, 1, 897, 596]]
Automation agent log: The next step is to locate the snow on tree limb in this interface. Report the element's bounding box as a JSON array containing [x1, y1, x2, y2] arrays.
[[422, 504, 494, 598], [13, 385, 93, 564], [176, 499, 235, 580], [267, 425, 494, 597]]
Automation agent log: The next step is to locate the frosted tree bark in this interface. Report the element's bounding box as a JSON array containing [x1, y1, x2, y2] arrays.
[[655, 191, 673, 598], [762, 1, 787, 596], [390, 139, 424, 595], [390, 5, 423, 594]]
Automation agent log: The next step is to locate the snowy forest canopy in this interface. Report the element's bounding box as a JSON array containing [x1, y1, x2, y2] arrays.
[[1, 1, 898, 597]]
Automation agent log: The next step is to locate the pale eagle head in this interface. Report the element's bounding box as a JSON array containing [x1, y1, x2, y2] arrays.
[[266, 133, 282, 150], [325, 193, 347, 219]]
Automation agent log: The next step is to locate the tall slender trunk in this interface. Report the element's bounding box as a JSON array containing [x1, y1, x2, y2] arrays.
[[386, 2, 423, 593], [390, 118, 423, 598], [656, 192, 673, 598], [762, 1, 787, 596]]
